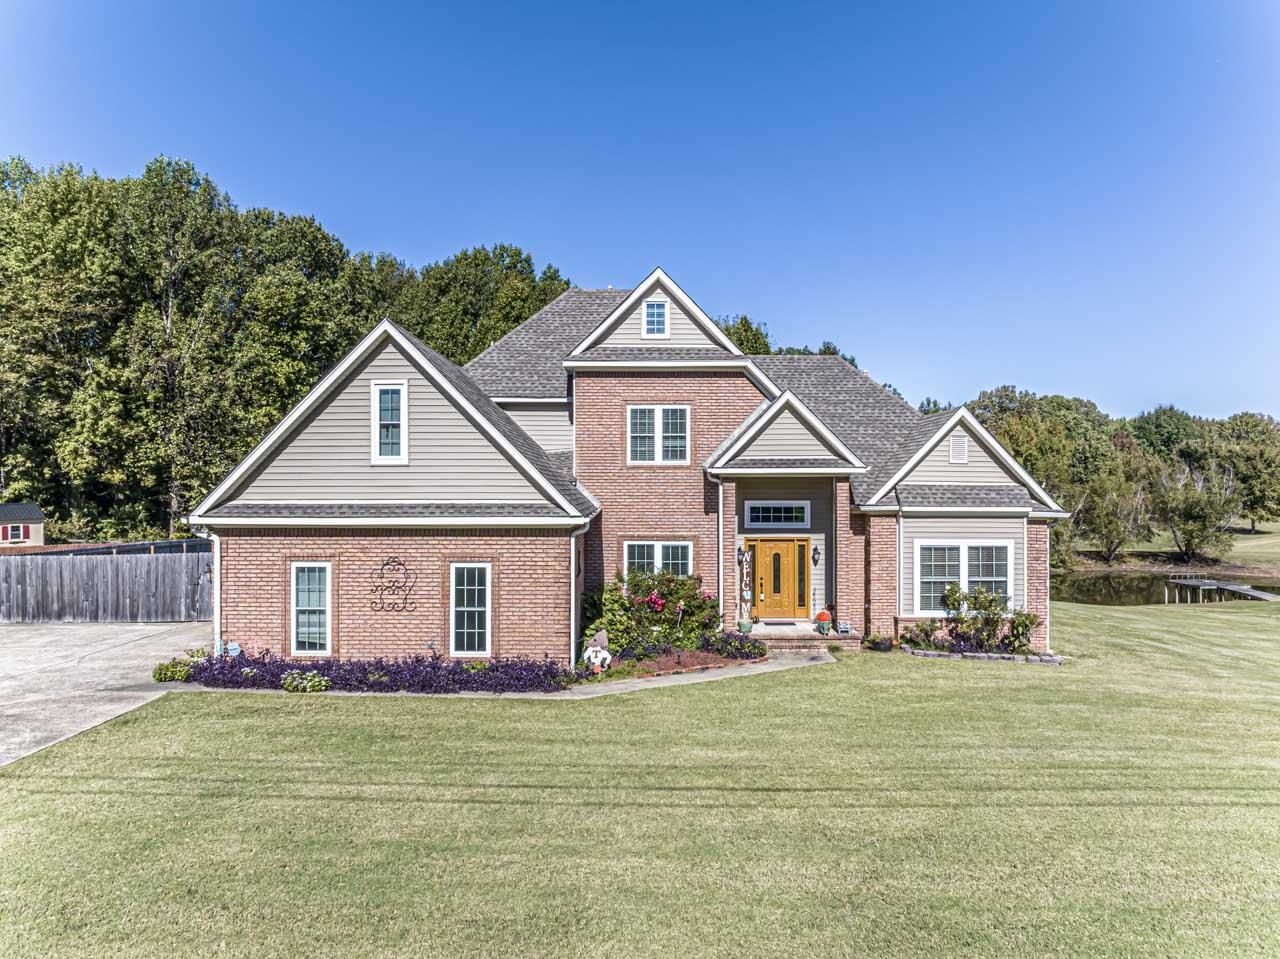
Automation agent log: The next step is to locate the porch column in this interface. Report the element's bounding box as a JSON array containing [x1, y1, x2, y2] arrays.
[[1026, 521, 1051, 653], [720, 478, 740, 630], [867, 514, 899, 637]]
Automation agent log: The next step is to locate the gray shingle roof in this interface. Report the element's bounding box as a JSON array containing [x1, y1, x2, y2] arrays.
[[895, 484, 1039, 509], [391, 321, 597, 518], [723, 457, 855, 470], [465, 289, 629, 397], [747, 355, 928, 501], [0, 502, 43, 522], [203, 502, 569, 520], [572, 346, 736, 362]]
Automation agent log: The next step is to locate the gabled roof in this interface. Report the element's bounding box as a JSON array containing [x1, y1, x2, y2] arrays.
[[569, 267, 742, 356], [466, 288, 628, 397], [190, 320, 597, 525], [862, 406, 1065, 513], [895, 484, 1041, 510], [0, 502, 43, 522], [706, 389, 866, 472]]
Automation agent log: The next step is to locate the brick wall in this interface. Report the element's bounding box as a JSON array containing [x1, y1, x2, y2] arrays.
[[720, 478, 739, 628], [1026, 520, 1051, 653], [833, 479, 868, 634], [575, 370, 766, 600], [219, 527, 573, 662], [866, 514, 899, 637]]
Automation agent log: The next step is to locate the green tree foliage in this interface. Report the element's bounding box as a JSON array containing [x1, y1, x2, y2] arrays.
[[776, 340, 857, 367], [1128, 405, 1205, 462], [0, 155, 567, 541], [718, 314, 772, 354], [1216, 413, 1280, 532], [1077, 433, 1154, 563], [1150, 460, 1241, 562], [918, 397, 952, 415]]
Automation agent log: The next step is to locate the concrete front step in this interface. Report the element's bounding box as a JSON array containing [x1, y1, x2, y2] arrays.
[[758, 636, 860, 653]]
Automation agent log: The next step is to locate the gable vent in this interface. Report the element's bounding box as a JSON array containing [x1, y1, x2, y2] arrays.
[[949, 433, 969, 464]]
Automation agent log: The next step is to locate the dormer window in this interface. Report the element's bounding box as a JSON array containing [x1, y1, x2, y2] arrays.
[[949, 432, 969, 464], [643, 300, 668, 338], [371, 380, 408, 465]]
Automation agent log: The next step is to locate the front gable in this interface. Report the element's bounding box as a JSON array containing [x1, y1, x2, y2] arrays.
[[569, 267, 741, 355], [707, 391, 866, 472], [731, 407, 845, 462], [900, 423, 1018, 486]]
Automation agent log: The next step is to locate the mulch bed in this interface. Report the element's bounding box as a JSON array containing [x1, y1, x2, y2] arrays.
[[613, 650, 766, 678]]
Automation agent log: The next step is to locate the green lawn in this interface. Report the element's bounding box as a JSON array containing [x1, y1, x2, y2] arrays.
[[1086, 519, 1280, 572], [3, 602, 1280, 958]]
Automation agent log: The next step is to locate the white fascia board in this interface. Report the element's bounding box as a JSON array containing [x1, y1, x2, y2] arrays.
[[865, 407, 1065, 512], [195, 319, 579, 519], [187, 514, 585, 529], [568, 267, 743, 356], [707, 467, 865, 477], [708, 390, 865, 470]]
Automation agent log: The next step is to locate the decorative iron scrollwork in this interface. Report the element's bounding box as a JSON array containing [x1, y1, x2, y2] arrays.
[[371, 556, 417, 612]]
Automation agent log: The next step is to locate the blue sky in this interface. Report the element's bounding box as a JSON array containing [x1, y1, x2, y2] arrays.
[[2, 0, 1277, 417]]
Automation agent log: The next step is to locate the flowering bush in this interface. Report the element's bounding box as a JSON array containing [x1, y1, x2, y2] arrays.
[[185, 651, 578, 694], [585, 569, 720, 655], [281, 669, 331, 693]]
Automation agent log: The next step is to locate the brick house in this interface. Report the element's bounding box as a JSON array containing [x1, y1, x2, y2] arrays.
[[189, 268, 1066, 662]]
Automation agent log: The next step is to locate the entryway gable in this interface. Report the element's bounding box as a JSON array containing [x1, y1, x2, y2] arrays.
[[732, 406, 845, 462]]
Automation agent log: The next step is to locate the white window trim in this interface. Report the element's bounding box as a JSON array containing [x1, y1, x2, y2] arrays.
[[949, 432, 969, 464], [623, 540, 694, 575], [640, 297, 670, 339], [290, 561, 332, 657], [7, 524, 23, 541], [744, 500, 811, 529], [370, 379, 409, 466], [626, 404, 691, 466], [913, 539, 1016, 617], [449, 562, 492, 658]]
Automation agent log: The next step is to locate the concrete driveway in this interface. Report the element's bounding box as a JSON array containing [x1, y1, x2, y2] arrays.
[[0, 621, 211, 766]]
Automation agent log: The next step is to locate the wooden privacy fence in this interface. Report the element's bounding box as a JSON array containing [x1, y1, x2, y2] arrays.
[[0, 550, 213, 623]]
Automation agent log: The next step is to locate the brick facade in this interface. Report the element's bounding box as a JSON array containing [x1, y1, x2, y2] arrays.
[[1026, 520, 1051, 653], [575, 370, 766, 601], [219, 528, 573, 663], [833, 479, 868, 633], [866, 514, 899, 637]]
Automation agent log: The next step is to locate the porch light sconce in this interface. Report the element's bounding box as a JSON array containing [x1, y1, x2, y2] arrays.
[[812, 544, 821, 567], [736, 546, 745, 566]]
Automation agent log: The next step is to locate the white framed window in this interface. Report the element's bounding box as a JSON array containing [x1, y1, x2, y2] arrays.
[[744, 500, 810, 529], [450, 562, 491, 657], [370, 380, 408, 465], [291, 562, 331, 656], [914, 540, 1014, 616], [627, 405, 689, 465], [949, 432, 969, 464], [624, 541, 693, 577], [642, 299, 668, 338], [7, 524, 22, 541]]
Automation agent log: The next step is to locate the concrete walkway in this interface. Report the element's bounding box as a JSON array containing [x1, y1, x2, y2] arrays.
[[0, 621, 212, 766]]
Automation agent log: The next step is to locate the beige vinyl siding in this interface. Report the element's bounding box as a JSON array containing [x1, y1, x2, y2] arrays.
[[904, 425, 1018, 485], [735, 478, 833, 614], [501, 401, 572, 453], [228, 341, 550, 505], [597, 283, 722, 348], [900, 515, 1026, 617], [734, 408, 838, 460]]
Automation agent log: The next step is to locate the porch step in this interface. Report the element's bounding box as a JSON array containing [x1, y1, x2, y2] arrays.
[[757, 636, 861, 653]]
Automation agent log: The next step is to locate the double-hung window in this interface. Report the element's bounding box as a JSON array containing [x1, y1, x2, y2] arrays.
[[291, 562, 331, 655], [451, 563, 491, 656], [7, 524, 22, 541], [916, 542, 1013, 614], [370, 380, 408, 465], [628, 405, 689, 465], [624, 541, 692, 577], [643, 300, 668, 337]]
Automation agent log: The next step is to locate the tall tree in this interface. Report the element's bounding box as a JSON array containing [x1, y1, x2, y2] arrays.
[[718, 314, 771, 354], [1150, 460, 1241, 562]]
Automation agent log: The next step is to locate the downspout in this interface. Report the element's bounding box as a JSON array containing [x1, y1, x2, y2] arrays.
[[569, 520, 589, 664]]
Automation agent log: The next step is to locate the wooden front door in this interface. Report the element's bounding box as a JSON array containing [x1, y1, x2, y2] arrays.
[[747, 538, 810, 620]]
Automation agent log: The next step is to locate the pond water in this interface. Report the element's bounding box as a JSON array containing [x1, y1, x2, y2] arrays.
[[1050, 572, 1280, 606]]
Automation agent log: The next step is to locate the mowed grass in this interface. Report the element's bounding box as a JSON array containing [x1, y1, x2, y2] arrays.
[[3, 603, 1280, 958], [1112, 519, 1280, 571]]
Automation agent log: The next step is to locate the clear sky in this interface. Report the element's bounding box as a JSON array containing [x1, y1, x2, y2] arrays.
[[2, 0, 1277, 418]]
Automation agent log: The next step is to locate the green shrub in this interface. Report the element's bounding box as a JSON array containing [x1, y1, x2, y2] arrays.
[[901, 618, 946, 650], [862, 633, 894, 652], [942, 584, 1041, 654], [1006, 610, 1041, 655], [585, 569, 720, 656], [152, 658, 193, 683], [281, 669, 332, 693]]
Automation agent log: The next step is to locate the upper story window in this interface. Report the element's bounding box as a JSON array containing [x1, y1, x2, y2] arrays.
[[949, 432, 969, 464], [628, 405, 689, 465], [643, 299, 668, 338], [745, 500, 810, 529], [370, 380, 408, 465]]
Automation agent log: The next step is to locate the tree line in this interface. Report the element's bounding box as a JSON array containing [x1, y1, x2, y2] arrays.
[[5, 155, 1275, 560]]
